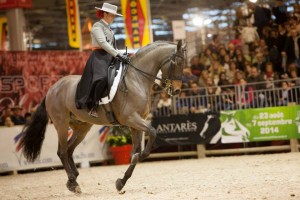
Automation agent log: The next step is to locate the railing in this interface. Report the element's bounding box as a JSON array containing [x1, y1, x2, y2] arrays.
[[151, 78, 300, 117], [147, 78, 300, 159]]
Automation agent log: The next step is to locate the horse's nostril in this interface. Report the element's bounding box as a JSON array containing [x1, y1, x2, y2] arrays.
[[173, 89, 180, 95]]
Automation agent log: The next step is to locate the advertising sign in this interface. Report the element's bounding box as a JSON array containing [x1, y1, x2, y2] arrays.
[[65, 0, 81, 48], [121, 0, 153, 49], [152, 113, 221, 146], [220, 106, 300, 143], [0, 124, 110, 172], [0, 0, 32, 9]]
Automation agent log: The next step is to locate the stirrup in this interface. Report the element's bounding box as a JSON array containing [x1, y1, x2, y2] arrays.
[[88, 107, 98, 118]]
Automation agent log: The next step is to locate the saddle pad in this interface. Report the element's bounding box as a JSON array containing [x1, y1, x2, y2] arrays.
[[98, 63, 123, 105]]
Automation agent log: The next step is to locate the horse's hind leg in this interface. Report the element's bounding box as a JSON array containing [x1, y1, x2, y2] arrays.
[[115, 129, 142, 191], [55, 121, 82, 193], [67, 120, 92, 186]]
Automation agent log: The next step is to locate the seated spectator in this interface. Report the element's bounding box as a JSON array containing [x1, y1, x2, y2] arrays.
[[264, 62, 279, 89], [229, 32, 242, 48], [236, 79, 254, 109], [4, 116, 14, 127], [209, 61, 224, 85], [247, 66, 267, 107], [189, 82, 207, 112], [235, 48, 246, 71], [156, 91, 172, 116], [234, 70, 244, 85], [226, 61, 238, 84], [218, 72, 231, 92], [198, 69, 210, 88], [219, 88, 236, 110], [176, 91, 191, 114], [189, 56, 204, 78], [11, 105, 26, 125], [0, 107, 13, 126], [182, 67, 198, 86], [277, 81, 290, 106]]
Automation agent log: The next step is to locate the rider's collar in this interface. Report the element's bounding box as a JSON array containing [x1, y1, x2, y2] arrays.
[[101, 19, 109, 26]]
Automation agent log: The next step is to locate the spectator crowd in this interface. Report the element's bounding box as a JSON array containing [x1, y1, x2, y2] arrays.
[[154, 1, 300, 116]]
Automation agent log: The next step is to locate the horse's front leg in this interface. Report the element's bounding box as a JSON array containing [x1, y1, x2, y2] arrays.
[[115, 129, 143, 191]]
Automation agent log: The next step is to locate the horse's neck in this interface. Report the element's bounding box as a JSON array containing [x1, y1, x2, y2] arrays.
[[131, 46, 174, 82]]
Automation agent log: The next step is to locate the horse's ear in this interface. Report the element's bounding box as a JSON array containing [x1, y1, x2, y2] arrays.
[[177, 40, 182, 51], [182, 41, 187, 51]]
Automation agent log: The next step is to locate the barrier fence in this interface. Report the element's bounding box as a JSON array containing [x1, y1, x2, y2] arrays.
[[148, 78, 300, 159]]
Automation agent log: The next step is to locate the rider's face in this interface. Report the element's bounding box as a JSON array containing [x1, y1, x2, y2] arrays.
[[104, 12, 116, 24]]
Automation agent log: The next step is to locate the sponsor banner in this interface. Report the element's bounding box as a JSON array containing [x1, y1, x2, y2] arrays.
[[121, 0, 152, 49], [0, 51, 89, 114], [220, 106, 300, 143], [0, 0, 32, 9], [152, 113, 221, 146], [172, 20, 186, 41], [0, 124, 110, 172], [0, 17, 7, 50], [65, 0, 81, 48]]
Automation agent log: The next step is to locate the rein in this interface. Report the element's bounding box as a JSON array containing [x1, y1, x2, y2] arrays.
[[126, 51, 184, 87]]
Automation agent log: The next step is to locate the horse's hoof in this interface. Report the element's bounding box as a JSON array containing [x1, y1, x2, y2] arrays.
[[74, 186, 82, 194], [131, 153, 139, 164], [66, 181, 82, 194], [115, 178, 124, 191]]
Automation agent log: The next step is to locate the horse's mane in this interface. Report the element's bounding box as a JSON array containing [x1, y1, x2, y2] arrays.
[[134, 41, 176, 58]]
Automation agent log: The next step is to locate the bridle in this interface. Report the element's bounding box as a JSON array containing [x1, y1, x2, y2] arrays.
[[126, 50, 184, 95]]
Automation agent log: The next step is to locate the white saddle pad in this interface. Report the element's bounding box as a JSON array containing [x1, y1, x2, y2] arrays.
[[98, 64, 123, 105]]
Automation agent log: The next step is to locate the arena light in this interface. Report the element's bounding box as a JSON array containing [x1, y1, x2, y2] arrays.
[[204, 18, 212, 25], [249, 0, 257, 3], [192, 16, 204, 27]]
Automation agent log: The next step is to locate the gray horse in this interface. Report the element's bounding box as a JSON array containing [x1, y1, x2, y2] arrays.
[[19, 40, 186, 193]]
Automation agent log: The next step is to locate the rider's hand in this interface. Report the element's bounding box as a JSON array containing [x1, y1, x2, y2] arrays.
[[116, 54, 130, 64]]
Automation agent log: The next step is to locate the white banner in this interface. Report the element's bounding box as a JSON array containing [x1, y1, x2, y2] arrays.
[[0, 124, 110, 172], [172, 20, 186, 41]]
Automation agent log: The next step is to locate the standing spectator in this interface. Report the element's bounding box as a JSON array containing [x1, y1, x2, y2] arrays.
[[207, 34, 220, 55], [272, 0, 288, 25], [11, 106, 26, 125], [282, 27, 300, 67], [247, 2, 271, 37]]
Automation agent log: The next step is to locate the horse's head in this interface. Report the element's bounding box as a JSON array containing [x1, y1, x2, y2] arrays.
[[161, 40, 186, 96]]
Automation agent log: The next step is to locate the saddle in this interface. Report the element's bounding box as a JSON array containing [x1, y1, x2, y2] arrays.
[[102, 59, 128, 125]]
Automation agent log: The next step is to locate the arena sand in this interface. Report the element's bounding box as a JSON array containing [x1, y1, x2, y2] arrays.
[[0, 153, 300, 200]]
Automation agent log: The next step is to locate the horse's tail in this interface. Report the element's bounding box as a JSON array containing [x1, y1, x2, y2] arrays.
[[20, 97, 49, 162]]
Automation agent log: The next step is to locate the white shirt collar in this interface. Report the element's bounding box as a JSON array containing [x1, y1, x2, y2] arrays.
[[101, 19, 109, 26]]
